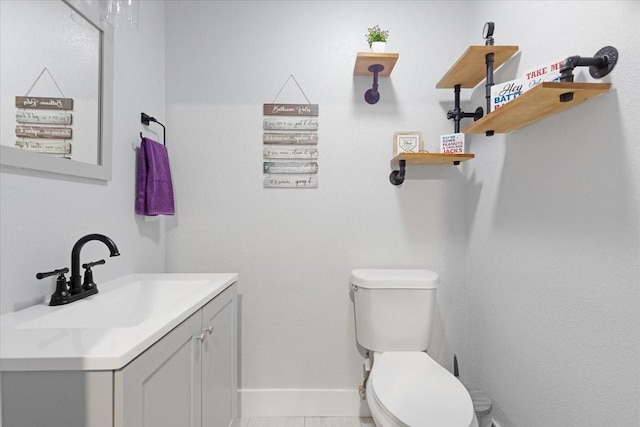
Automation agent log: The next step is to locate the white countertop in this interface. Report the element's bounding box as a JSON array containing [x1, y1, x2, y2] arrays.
[[0, 273, 237, 372]]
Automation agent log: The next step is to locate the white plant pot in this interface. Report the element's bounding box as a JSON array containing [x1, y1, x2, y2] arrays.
[[371, 41, 386, 53]]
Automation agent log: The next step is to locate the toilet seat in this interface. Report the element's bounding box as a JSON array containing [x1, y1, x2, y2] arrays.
[[369, 352, 475, 427]]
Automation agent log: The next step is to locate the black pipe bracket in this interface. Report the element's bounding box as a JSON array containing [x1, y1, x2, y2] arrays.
[[559, 46, 619, 102], [364, 64, 385, 104], [389, 160, 406, 186]]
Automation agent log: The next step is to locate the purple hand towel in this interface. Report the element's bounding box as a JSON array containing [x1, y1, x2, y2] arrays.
[[136, 137, 175, 216]]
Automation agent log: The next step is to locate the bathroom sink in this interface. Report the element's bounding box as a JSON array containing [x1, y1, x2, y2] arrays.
[[0, 273, 238, 371], [18, 279, 210, 329]]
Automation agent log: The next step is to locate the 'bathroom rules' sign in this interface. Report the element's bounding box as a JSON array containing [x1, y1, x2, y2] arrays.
[[263, 103, 319, 189]]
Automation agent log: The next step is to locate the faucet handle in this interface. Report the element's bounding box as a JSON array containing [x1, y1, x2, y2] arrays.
[[36, 267, 69, 280], [36, 268, 70, 306], [82, 259, 105, 292], [82, 259, 106, 269]]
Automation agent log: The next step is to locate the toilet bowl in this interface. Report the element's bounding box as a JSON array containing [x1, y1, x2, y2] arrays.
[[365, 352, 478, 427], [350, 269, 478, 427]]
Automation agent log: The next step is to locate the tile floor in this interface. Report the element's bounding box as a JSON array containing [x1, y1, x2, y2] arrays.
[[236, 418, 375, 427]]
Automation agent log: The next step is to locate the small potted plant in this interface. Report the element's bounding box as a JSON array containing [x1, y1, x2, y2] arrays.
[[366, 25, 389, 53]]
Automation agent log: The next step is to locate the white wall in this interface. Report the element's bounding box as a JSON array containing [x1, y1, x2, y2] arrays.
[[164, 0, 472, 416], [0, 1, 167, 315], [466, 2, 640, 426]]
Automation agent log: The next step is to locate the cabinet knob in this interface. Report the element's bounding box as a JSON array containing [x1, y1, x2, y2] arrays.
[[205, 326, 214, 335]]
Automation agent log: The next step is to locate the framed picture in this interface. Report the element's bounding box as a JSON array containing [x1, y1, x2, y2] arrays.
[[393, 132, 423, 156]]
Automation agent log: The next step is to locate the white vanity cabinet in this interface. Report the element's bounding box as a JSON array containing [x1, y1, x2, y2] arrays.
[[114, 283, 238, 427], [1, 279, 238, 427]]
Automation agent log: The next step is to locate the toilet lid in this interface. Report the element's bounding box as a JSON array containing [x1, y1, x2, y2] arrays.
[[370, 352, 474, 427]]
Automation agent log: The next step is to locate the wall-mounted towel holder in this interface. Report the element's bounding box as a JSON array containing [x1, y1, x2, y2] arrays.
[[140, 112, 166, 146]]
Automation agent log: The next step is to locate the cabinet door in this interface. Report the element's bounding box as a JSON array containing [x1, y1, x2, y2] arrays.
[[202, 284, 238, 427], [114, 310, 203, 427]]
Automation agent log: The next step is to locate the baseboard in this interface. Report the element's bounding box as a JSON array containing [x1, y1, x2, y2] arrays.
[[239, 388, 371, 417]]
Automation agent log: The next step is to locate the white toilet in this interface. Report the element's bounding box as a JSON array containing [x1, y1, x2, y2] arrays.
[[351, 268, 478, 427]]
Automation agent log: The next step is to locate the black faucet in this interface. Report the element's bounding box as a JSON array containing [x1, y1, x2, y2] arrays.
[[68, 234, 120, 295], [37, 233, 120, 306]]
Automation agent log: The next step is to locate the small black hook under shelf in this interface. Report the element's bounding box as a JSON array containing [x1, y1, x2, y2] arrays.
[[140, 112, 166, 146]]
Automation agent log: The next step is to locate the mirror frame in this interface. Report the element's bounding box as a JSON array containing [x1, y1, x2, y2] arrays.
[[0, 0, 114, 181]]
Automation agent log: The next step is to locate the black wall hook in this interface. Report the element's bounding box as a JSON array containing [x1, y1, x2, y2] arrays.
[[141, 112, 166, 145]]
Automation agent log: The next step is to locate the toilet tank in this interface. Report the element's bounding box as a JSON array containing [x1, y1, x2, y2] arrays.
[[351, 269, 438, 352]]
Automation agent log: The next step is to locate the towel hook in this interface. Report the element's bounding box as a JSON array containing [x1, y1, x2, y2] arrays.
[[141, 112, 166, 146]]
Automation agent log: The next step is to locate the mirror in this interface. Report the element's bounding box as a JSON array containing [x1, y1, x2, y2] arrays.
[[0, 0, 113, 180]]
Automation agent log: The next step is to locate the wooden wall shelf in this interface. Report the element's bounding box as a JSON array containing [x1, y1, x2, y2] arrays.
[[463, 82, 611, 134], [354, 52, 399, 76], [391, 152, 475, 166], [436, 45, 519, 88], [389, 152, 474, 185]]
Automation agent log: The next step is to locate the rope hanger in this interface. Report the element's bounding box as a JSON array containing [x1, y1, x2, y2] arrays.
[[271, 74, 312, 104], [24, 67, 66, 97]]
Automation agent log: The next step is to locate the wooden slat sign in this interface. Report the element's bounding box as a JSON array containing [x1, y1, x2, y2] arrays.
[[264, 145, 318, 160], [15, 125, 71, 139], [263, 117, 318, 131], [263, 104, 318, 117], [16, 110, 72, 125], [264, 174, 318, 188], [262, 102, 319, 188], [15, 140, 71, 154], [263, 161, 318, 174], [263, 132, 318, 145], [16, 96, 73, 110]]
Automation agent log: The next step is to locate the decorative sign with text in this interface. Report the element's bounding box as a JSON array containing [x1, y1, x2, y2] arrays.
[[14, 99, 73, 155], [15, 125, 72, 139], [15, 140, 71, 155], [491, 57, 566, 112], [523, 56, 565, 87], [263, 103, 319, 189], [263, 104, 318, 116], [491, 78, 525, 112], [15, 96, 73, 110], [14, 68, 73, 156], [440, 133, 465, 154]]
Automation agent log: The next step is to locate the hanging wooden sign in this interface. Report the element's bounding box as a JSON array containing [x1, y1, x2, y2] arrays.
[[264, 174, 318, 188], [15, 140, 71, 154], [263, 104, 319, 117], [15, 125, 72, 139], [263, 77, 319, 188], [264, 145, 318, 160], [16, 110, 72, 125], [263, 132, 318, 145], [263, 117, 318, 131], [15, 96, 73, 110]]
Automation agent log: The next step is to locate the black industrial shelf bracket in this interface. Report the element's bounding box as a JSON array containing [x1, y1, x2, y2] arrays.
[[446, 84, 484, 134], [365, 64, 385, 104], [389, 159, 406, 186], [559, 45, 619, 102]]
